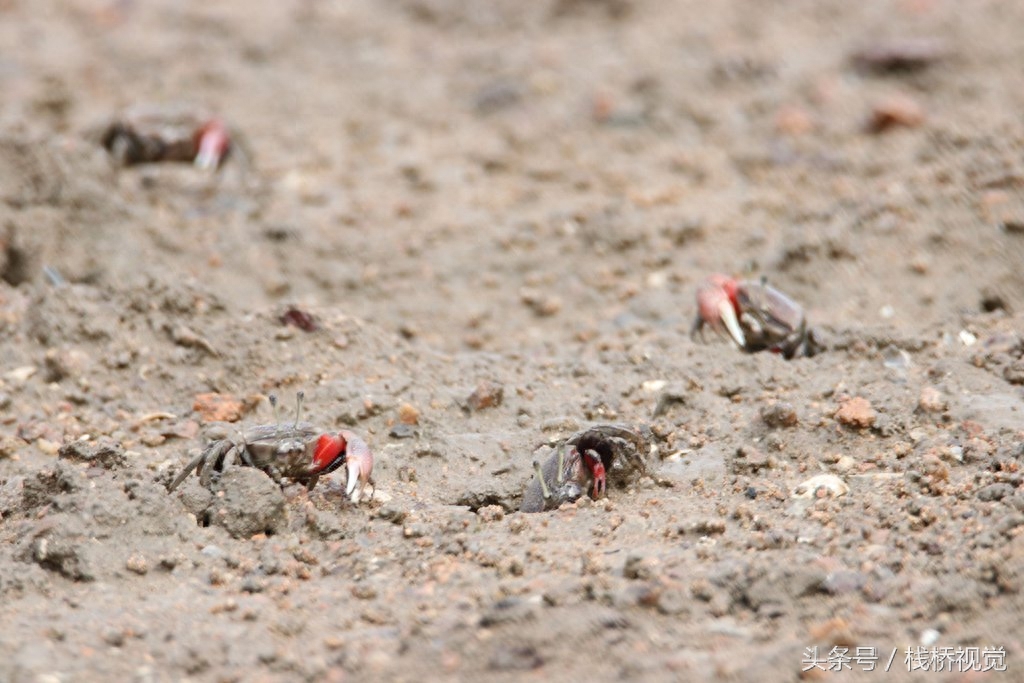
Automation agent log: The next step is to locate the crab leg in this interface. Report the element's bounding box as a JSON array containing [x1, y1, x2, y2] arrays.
[[238, 441, 259, 470], [167, 451, 207, 491], [200, 442, 237, 488]]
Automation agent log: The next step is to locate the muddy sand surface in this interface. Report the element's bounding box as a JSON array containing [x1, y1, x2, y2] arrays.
[[1, 0, 1023, 681]]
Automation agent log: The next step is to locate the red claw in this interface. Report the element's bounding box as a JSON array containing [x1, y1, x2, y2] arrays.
[[695, 273, 746, 349], [312, 433, 346, 473], [580, 449, 607, 500], [591, 461, 606, 499], [194, 118, 230, 170]]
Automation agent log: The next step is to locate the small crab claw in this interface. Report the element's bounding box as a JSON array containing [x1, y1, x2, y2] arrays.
[[582, 449, 607, 499], [194, 118, 230, 170], [696, 274, 746, 349], [340, 430, 374, 503]]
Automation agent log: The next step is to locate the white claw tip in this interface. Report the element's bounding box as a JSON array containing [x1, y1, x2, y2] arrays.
[[346, 460, 360, 501], [194, 149, 218, 171], [718, 299, 746, 348]]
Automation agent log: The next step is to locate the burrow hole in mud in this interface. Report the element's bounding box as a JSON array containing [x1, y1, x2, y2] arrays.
[[463, 495, 512, 513], [194, 512, 276, 537], [980, 293, 1008, 313]]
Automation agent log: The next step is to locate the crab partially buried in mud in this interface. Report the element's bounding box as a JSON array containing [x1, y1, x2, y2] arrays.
[[521, 424, 653, 513], [168, 392, 374, 503], [100, 103, 231, 170], [692, 273, 820, 359]]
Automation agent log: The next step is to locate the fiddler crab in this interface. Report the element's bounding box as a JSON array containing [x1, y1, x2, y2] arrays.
[[167, 392, 374, 503], [101, 104, 231, 170], [521, 424, 651, 513], [692, 273, 819, 359]]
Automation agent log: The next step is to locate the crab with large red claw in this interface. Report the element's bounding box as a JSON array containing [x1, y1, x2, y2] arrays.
[[100, 103, 231, 170], [692, 273, 819, 359], [520, 424, 651, 513], [168, 392, 374, 503]]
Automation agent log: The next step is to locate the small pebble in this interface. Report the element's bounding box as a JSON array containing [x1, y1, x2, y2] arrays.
[[835, 396, 876, 429], [466, 381, 503, 411], [5, 366, 37, 385], [656, 587, 689, 616], [507, 517, 529, 534], [125, 553, 148, 575], [1004, 360, 1024, 385], [519, 288, 562, 317], [760, 402, 798, 428], [351, 583, 378, 600], [398, 403, 420, 425], [774, 104, 814, 136], [733, 445, 770, 473], [193, 393, 244, 423], [623, 555, 660, 581], [102, 628, 126, 647], [476, 505, 505, 523], [389, 424, 416, 439], [867, 94, 925, 133], [835, 455, 857, 473], [279, 306, 318, 332], [918, 386, 946, 413]]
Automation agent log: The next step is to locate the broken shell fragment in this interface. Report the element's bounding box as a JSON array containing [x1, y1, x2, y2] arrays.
[[792, 474, 849, 499]]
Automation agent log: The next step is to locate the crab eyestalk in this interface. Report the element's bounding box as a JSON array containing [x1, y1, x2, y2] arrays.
[[532, 459, 552, 500], [269, 394, 281, 434], [293, 391, 304, 429]]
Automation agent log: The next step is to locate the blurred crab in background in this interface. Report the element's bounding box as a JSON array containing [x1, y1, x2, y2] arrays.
[[521, 424, 652, 513], [693, 273, 820, 359], [168, 392, 374, 503], [100, 103, 231, 170]]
